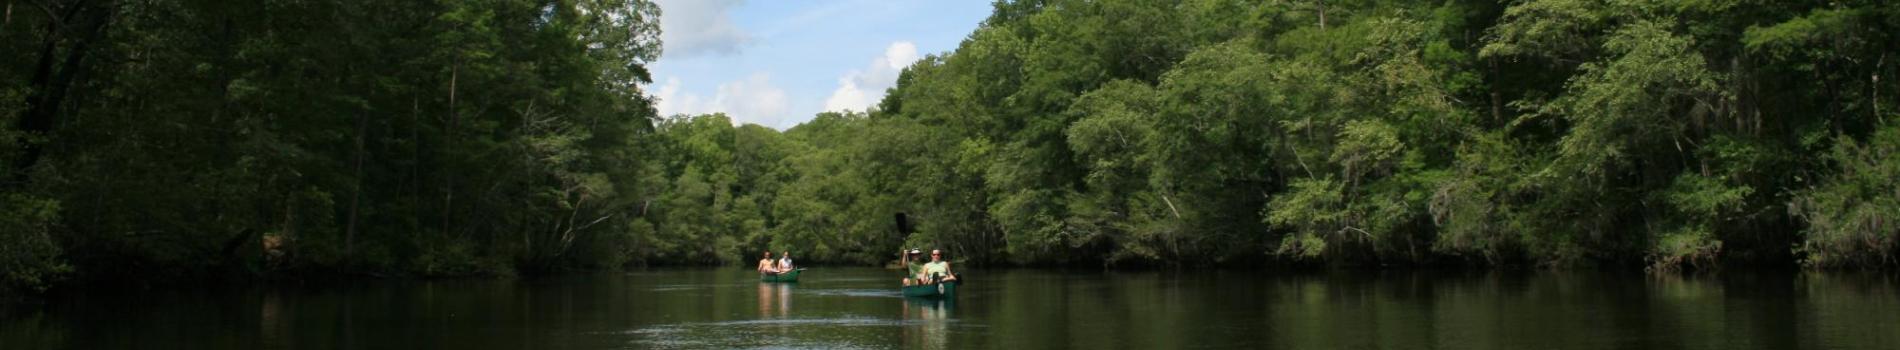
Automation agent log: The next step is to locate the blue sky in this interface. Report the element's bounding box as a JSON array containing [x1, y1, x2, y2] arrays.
[[648, 0, 994, 129]]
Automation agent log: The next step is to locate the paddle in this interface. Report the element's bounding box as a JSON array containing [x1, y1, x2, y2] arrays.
[[894, 212, 913, 240], [894, 212, 914, 270]]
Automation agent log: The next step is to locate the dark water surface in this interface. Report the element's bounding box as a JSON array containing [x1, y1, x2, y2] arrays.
[[4, 268, 1897, 349]]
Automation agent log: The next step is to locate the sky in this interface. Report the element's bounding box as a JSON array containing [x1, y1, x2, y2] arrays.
[[647, 0, 995, 129]]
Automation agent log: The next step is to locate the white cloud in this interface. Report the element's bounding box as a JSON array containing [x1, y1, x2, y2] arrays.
[[654, 0, 750, 57], [822, 79, 871, 114], [884, 41, 919, 71], [652, 77, 698, 117], [654, 73, 790, 127], [823, 41, 921, 113]]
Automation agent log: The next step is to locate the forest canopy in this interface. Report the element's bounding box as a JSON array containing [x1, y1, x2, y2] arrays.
[[4, 0, 1899, 294]]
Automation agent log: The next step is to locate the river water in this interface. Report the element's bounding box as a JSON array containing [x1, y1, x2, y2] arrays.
[[3, 267, 1896, 349]]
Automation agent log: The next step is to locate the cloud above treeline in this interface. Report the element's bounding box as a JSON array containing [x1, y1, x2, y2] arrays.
[[824, 41, 920, 113], [649, 0, 790, 127], [646, 1, 936, 129], [655, 73, 790, 127]]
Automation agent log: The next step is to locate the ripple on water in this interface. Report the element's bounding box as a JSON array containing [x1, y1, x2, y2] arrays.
[[812, 277, 900, 282], [624, 317, 948, 349], [645, 286, 702, 292], [633, 316, 939, 329], [645, 283, 755, 292], [798, 289, 902, 298]]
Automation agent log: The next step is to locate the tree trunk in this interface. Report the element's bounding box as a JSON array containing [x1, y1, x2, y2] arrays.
[[1875, 53, 1885, 123], [284, 192, 299, 259], [442, 60, 459, 239], [14, 11, 68, 181], [1315, 0, 1327, 32], [345, 111, 367, 257], [412, 96, 425, 250], [13, 1, 113, 183], [1490, 57, 1503, 125]]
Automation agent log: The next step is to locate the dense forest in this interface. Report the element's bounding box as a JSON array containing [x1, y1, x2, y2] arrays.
[[5, 0, 1899, 296], [2, 0, 667, 293]]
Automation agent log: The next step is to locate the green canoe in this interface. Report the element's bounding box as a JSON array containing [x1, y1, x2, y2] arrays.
[[902, 280, 957, 298], [761, 269, 802, 282]]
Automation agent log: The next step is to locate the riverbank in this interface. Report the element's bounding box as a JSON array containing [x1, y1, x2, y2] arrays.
[[3, 253, 1832, 304]]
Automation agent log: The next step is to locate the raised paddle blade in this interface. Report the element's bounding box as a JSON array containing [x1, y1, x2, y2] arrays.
[[894, 213, 913, 236], [893, 213, 914, 265]]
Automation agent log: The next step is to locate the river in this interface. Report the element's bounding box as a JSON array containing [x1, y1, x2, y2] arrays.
[[3, 267, 1896, 349]]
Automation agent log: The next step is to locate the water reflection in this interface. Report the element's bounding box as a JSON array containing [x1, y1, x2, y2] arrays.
[[755, 281, 794, 319], [902, 297, 954, 349], [259, 290, 284, 350], [0, 311, 64, 348], [1, 268, 1896, 349]]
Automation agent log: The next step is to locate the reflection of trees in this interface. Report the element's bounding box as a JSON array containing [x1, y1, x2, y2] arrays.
[[0, 312, 67, 348], [757, 283, 771, 318]]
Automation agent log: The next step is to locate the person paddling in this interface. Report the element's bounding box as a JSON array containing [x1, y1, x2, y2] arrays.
[[757, 251, 777, 274], [779, 251, 795, 271], [922, 249, 957, 283], [900, 249, 924, 286]]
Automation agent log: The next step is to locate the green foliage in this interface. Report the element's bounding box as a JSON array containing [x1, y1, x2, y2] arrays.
[[0, 194, 68, 293], [715, 0, 1896, 269], [1648, 173, 1748, 270], [1792, 123, 1900, 267], [1268, 178, 1347, 259], [1742, 8, 1861, 61], [4, 0, 1899, 292], [1066, 80, 1171, 263], [1430, 132, 1535, 262], [1, 0, 668, 289], [1480, 0, 1612, 60], [1541, 20, 1720, 178]]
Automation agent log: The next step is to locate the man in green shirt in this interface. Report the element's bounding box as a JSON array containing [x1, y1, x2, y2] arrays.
[[901, 249, 924, 286]]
